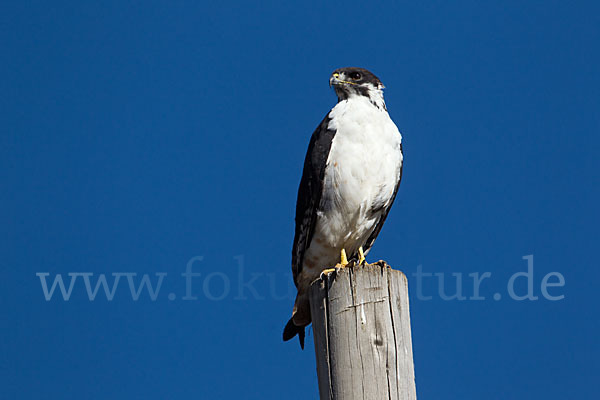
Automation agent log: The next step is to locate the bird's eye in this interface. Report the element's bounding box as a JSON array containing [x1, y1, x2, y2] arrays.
[[350, 72, 362, 80]]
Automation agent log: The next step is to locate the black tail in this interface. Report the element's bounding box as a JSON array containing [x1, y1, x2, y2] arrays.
[[283, 318, 305, 350]]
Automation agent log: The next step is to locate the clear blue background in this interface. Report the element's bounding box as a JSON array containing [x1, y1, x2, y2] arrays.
[[1, 1, 598, 399]]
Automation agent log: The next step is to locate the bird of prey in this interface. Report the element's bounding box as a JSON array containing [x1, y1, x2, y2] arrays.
[[283, 67, 403, 349]]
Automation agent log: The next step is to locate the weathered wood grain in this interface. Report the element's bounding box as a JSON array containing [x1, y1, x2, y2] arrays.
[[308, 261, 417, 400]]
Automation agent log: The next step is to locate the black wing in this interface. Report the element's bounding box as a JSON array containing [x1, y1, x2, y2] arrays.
[[361, 142, 403, 256], [291, 113, 336, 287]]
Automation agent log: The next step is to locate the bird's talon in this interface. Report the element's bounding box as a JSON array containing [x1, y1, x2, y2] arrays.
[[320, 268, 337, 279]]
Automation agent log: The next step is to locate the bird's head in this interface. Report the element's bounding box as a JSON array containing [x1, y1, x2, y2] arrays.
[[329, 67, 386, 108]]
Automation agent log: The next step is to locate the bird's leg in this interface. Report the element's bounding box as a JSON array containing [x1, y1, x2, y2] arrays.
[[332, 248, 350, 269], [358, 247, 366, 264], [340, 248, 348, 266], [320, 248, 349, 279]]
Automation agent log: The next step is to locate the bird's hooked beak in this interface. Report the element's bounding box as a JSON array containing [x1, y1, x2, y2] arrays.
[[329, 72, 340, 88]]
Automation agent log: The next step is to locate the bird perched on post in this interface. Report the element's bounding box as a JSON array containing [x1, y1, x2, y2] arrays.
[[283, 67, 404, 349]]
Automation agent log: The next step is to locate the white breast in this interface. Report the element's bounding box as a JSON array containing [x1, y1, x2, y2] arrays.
[[300, 96, 403, 281]]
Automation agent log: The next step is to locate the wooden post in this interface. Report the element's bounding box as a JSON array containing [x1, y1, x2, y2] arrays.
[[309, 261, 417, 400]]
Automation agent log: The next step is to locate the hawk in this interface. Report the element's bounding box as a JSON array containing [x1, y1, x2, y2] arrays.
[[283, 67, 404, 349]]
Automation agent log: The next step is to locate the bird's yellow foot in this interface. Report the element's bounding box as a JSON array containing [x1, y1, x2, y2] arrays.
[[358, 247, 366, 264], [321, 249, 351, 279]]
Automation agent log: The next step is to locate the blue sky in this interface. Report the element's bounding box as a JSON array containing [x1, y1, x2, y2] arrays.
[[1, 1, 598, 399]]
